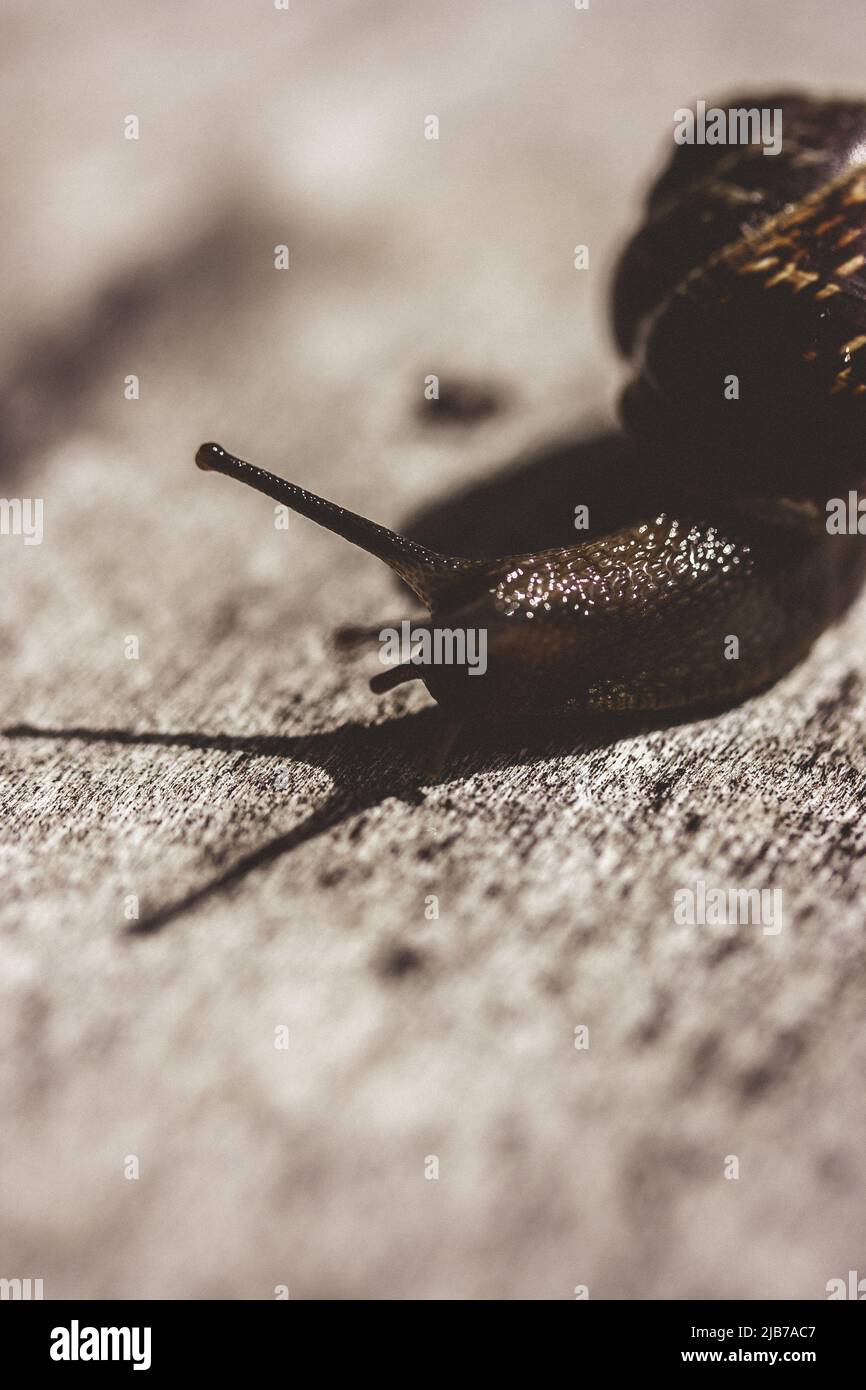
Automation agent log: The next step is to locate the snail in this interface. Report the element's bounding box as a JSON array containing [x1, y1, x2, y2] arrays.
[[196, 93, 866, 718]]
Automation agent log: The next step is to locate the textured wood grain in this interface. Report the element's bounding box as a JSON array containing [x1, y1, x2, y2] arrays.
[[2, 0, 865, 1300]]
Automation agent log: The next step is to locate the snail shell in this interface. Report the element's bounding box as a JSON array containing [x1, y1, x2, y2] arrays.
[[614, 92, 866, 503]]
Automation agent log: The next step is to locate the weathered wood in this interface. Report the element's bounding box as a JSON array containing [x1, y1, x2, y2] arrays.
[[1, 0, 865, 1300]]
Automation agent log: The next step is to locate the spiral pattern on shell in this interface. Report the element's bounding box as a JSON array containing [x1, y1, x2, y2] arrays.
[[615, 93, 866, 502]]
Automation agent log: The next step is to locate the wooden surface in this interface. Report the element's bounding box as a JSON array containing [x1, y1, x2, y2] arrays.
[[2, 0, 866, 1299]]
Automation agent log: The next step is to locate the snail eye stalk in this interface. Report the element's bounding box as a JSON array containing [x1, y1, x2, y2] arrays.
[[194, 442, 481, 609]]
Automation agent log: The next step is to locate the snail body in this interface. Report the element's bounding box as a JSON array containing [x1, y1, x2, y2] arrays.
[[196, 94, 866, 719], [194, 443, 863, 717]]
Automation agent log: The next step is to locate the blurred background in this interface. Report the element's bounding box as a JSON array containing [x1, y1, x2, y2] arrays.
[[2, 0, 866, 1300]]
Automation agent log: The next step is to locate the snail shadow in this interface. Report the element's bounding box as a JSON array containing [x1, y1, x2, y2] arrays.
[[4, 694, 709, 936], [400, 425, 657, 559]]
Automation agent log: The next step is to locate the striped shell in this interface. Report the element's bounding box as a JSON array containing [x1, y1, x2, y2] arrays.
[[613, 93, 866, 502]]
